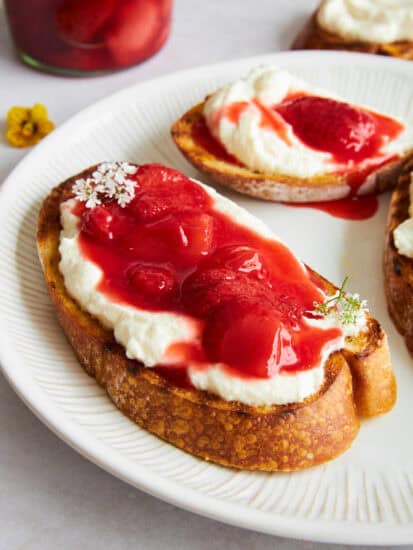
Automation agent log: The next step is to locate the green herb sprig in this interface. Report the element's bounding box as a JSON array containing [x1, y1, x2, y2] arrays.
[[310, 276, 367, 326]]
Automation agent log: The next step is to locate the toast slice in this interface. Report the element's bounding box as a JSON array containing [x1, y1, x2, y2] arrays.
[[37, 165, 397, 471], [171, 102, 410, 203], [384, 157, 413, 354], [292, 12, 413, 60]]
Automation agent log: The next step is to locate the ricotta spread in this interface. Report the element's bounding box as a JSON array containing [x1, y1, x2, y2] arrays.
[[203, 66, 412, 179], [393, 173, 413, 258], [59, 177, 367, 406], [317, 0, 413, 44]]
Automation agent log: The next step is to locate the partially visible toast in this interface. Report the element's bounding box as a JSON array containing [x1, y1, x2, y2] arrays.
[[37, 166, 397, 471], [171, 102, 410, 203], [292, 12, 413, 60], [384, 158, 413, 354]]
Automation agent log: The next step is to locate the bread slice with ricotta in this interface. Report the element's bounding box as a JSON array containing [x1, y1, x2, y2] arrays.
[[293, 9, 413, 60], [384, 157, 413, 354], [37, 164, 397, 471], [172, 102, 410, 203], [171, 66, 412, 204]]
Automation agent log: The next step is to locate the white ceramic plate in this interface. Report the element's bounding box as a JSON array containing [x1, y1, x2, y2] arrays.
[[2, 51, 413, 546]]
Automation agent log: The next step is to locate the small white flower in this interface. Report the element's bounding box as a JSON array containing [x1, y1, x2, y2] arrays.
[[308, 276, 368, 328], [100, 162, 118, 173], [91, 169, 103, 181], [123, 163, 138, 175], [114, 170, 126, 184], [123, 178, 135, 194], [117, 191, 132, 208], [103, 178, 117, 198], [72, 162, 138, 208], [73, 178, 95, 202], [85, 193, 101, 209]]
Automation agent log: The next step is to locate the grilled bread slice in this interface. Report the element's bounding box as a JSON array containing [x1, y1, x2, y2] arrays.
[[171, 102, 410, 203], [37, 166, 397, 471], [292, 12, 413, 60], [384, 158, 413, 354]]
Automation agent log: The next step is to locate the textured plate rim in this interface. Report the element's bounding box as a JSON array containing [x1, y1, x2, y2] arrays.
[[1, 50, 413, 546]]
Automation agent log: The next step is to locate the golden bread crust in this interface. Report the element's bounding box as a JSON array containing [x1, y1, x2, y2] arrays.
[[171, 103, 409, 203], [37, 168, 396, 471], [344, 326, 396, 416], [384, 158, 413, 355], [292, 12, 413, 60]]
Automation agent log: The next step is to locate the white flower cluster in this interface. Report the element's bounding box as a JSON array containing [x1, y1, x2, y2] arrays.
[[309, 277, 368, 327], [72, 162, 138, 208]]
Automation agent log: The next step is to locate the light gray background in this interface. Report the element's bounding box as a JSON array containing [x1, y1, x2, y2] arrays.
[[1, 1, 411, 548]]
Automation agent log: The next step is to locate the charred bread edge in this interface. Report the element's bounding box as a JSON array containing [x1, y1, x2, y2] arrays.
[[384, 157, 413, 355]]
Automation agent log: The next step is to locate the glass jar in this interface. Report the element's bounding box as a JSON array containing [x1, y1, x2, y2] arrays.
[[4, 0, 172, 75]]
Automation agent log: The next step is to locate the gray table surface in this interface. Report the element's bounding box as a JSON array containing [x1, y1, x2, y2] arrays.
[[1, 1, 412, 548]]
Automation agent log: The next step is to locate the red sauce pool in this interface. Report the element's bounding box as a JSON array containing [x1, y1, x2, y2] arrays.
[[288, 194, 379, 221], [74, 164, 342, 384]]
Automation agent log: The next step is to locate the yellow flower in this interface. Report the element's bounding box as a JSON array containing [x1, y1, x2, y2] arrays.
[[6, 103, 55, 147]]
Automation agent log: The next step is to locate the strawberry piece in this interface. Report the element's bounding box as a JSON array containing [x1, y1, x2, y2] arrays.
[[204, 302, 297, 378], [127, 264, 176, 302], [182, 265, 309, 324], [275, 96, 377, 163], [182, 269, 273, 317], [82, 205, 129, 241], [173, 213, 215, 258], [211, 245, 268, 279], [148, 212, 215, 262], [56, 0, 116, 44], [82, 206, 115, 240], [105, 0, 161, 66], [132, 164, 209, 222]]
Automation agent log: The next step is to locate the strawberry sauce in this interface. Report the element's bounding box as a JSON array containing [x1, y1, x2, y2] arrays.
[[74, 164, 342, 383], [193, 95, 404, 220]]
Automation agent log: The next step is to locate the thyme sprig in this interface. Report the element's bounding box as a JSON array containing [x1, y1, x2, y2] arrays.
[[310, 276, 367, 326]]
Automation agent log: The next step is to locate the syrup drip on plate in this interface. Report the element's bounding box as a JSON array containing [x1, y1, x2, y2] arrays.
[[287, 194, 379, 221]]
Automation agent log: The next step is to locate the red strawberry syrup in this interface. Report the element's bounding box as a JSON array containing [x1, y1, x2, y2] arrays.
[[192, 95, 403, 221], [73, 164, 342, 386]]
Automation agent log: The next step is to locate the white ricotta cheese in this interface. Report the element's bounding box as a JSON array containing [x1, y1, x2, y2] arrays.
[[188, 364, 325, 407], [203, 66, 412, 179], [59, 178, 367, 406], [317, 0, 413, 44]]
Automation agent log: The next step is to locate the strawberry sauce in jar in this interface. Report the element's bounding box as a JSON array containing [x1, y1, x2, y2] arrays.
[[4, 0, 172, 75]]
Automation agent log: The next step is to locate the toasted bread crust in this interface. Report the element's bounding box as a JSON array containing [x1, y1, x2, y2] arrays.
[[343, 327, 395, 417], [384, 158, 413, 355], [171, 103, 409, 203], [37, 168, 396, 471], [292, 12, 413, 60]]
